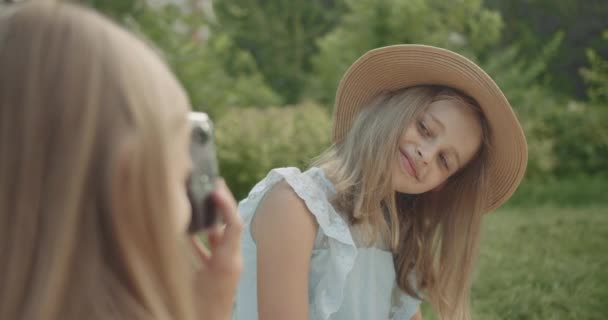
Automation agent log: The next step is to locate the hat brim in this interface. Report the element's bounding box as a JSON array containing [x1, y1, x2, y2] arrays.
[[332, 44, 527, 213]]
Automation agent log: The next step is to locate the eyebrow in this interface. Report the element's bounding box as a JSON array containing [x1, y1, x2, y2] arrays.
[[452, 147, 462, 170], [429, 113, 462, 170], [428, 113, 445, 132]]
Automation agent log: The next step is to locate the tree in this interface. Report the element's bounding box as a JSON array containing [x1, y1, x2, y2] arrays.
[[580, 30, 608, 105], [307, 0, 503, 104], [213, 0, 347, 104], [485, 0, 608, 99], [86, 0, 281, 118]]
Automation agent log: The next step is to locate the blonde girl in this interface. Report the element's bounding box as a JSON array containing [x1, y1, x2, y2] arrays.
[[0, 2, 242, 320], [232, 45, 527, 320]]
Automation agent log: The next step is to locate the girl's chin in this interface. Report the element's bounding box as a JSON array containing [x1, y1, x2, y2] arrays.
[[393, 181, 430, 195], [393, 183, 416, 194]]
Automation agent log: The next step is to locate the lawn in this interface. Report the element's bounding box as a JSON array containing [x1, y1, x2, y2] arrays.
[[421, 206, 608, 319]]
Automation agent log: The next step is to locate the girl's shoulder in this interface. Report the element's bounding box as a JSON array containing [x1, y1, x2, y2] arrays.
[[249, 176, 318, 243], [238, 166, 354, 247], [238, 167, 333, 219]]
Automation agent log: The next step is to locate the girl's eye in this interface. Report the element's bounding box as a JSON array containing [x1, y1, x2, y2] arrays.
[[440, 153, 449, 170], [417, 120, 430, 136]]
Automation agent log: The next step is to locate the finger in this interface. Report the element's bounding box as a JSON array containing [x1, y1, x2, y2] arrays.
[[211, 179, 243, 248], [212, 179, 238, 223], [190, 236, 211, 264], [207, 225, 225, 249]]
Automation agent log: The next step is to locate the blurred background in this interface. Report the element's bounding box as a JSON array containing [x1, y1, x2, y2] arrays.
[[5, 0, 608, 318]]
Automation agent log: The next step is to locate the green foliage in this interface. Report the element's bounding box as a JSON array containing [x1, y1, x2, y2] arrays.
[[84, 0, 143, 20], [478, 33, 568, 179], [481, 32, 563, 111], [215, 103, 332, 200], [549, 102, 608, 177], [422, 206, 608, 319], [307, 0, 504, 104], [87, 0, 281, 118], [214, 0, 347, 104], [512, 96, 608, 180], [176, 33, 282, 117], [502, 33, 608, 179], [485, 0, 608, 98], [580, 31, 608, 105]]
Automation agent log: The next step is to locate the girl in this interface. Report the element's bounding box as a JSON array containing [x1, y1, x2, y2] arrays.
[[232, 45, 527, 320], [0, 2, 242, 320]]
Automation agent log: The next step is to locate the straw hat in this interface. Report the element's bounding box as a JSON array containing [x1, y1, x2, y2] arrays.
[[332, 44, 527, 213]]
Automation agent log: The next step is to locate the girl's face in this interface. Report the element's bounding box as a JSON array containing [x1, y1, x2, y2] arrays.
[[392, 99, 483, 194]]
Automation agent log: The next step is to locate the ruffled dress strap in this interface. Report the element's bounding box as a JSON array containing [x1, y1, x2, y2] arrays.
[[296, 168, 358, 320]]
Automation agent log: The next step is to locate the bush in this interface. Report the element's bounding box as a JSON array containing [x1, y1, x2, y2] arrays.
[[547, 101, 608, 177], [517, 96, 608, 181], [215, 103, 332, 200]]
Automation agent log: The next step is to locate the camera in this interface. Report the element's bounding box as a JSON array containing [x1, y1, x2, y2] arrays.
[[187, 112, 220, 234]]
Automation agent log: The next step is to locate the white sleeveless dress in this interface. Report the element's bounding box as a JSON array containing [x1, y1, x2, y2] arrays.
[[232, 167, 421, 320]]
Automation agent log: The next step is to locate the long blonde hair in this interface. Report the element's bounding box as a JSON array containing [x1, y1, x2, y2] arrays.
[[315, 86, 490, 320], [0, 2, 198, 319]]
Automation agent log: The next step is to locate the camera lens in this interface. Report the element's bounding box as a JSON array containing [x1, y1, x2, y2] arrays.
[[192, 124, 209, 144]]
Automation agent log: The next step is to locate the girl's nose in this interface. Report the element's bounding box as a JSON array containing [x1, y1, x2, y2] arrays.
[[417, 142, 439, 164]]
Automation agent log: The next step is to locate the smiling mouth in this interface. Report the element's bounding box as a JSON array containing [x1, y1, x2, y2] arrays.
[[399, 148, 418, 180]]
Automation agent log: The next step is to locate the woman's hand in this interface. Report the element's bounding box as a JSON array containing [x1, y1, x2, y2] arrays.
[[191, 179, 244, 320]]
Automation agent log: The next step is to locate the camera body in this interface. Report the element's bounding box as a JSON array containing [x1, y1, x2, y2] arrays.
[[187, 112, 220, 233]]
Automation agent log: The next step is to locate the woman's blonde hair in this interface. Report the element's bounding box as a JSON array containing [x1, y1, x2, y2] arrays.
[[315, 85, 490, 320], [0, 2, 198, 320]]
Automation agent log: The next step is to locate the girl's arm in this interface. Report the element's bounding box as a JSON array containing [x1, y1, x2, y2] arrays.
[[251, 181, 318, 320]]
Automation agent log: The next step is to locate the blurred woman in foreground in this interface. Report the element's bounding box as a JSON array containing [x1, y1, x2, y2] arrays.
[[0, 1, 242, 319]]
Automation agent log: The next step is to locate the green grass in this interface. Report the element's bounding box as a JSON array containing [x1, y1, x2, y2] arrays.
[[506, 176, 608, 208], [421, 206, 608, 319]]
